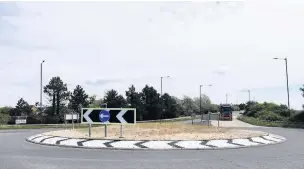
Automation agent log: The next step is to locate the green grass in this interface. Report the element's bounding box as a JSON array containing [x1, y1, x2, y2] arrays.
[[137, 116, 200, 123], [0, 116, 199, 130], [237, 115, 304, 128], [0, 124, 100, 130]]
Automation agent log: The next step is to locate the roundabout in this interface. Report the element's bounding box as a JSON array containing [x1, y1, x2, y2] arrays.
[[26, 132, 286, 150], [25, 119, 286, 150], [0, 122, 303, 169]]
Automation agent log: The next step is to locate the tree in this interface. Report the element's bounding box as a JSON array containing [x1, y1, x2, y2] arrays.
[[126, 85, 145, 120], [0, 106, 13, 125], [239, 103, 246, 110], [194, 94, 212, 114], [44, 76, 70, 116], [89, 95, 97, 105], [0, 106, 12, 115], [140, 85, 161, 120], [15, 98, 32, 116], [103, 89, 127, 108], [181, 96, 196, 115], [69, 85, 89, 113], [88, 95, 104, 108], [209, 104, 219, 113], [161, 93, 179, 118], [171, 96, 184, 115]]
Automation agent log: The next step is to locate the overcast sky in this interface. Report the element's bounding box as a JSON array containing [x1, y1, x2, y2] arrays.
[[0, 0, 303, 109]]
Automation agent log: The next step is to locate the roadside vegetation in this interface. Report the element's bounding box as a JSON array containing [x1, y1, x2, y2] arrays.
[[237, 85, 304, 128], [0, 76, 227, 128]]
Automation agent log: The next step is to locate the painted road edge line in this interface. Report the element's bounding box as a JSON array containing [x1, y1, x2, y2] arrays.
[[26, 133, 287, 150]]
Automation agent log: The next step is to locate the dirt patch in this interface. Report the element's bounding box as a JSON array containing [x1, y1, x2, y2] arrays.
[[43, 123, 267, 141]]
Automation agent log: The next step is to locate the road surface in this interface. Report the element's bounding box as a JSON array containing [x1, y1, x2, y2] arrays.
[[209, 111, 259, 128], [0, 125, 303, 169]]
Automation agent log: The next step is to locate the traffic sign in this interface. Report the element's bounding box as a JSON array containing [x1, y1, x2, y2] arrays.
[[15, 119, 26, 124], [65, 113, 79, 120], [99, 110, 110, 122], [81, 108, 136, 124]]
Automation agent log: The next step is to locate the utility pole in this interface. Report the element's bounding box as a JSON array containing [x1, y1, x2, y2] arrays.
[[200, 85, 202, 114], [160, 76, 170, 121], [40, 60, 45, 109], [160, 76, 170, 97], [273, 57, 290, 116], [285, 58, 290, 111], [248, 89, 251, 102]]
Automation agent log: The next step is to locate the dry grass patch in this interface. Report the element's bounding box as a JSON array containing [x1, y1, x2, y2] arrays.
[[44, 122, 267, 141]]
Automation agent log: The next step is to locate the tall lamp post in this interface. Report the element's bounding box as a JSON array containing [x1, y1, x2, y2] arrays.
[[40, 60, 45, 109], [161, 76, 170, 97], [247, 90, 251, 102], [160, 76, 170, 120], [200, 84, 212, 114], [241, 89, 251, 103], [273, 57, 290, 115]]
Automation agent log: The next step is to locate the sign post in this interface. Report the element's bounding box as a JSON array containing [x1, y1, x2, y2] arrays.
[[65, 113, 79, 129], [191, 113, 196, 125], [72, 112, 74, 129], [218, 113, 220, 128], [120, 124, 123, 138], [208, 113, 210, 127], [105, 124, 108, 137], [89, 123, 91, 137]]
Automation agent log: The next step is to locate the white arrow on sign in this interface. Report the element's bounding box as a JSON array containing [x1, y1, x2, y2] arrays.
[[99, 113, 109, 119], [116, 110, 127, 124], [83, 109, 93, 123]]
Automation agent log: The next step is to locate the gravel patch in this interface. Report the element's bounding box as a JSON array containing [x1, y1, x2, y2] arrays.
[[43, 123, 267, 141]]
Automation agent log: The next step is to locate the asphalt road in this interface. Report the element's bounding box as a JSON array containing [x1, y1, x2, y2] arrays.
[[1, 126, 304, 169]]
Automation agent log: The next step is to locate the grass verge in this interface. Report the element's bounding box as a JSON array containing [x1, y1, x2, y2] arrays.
[[237, 115, 304, 128], [0, 116, 199, 130], [0, 124, 100, 130], [138, 116, 201, 123], [237, 116, 283, 127]]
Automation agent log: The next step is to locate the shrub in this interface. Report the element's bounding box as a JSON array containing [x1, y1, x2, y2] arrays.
[[0, 107, 12, 115], [42, 115, 64, 124], [274, 109, 291, 117], [0, 113, 10, 125], [289, 111, 304, 122], [209, 104, 219, 113], [244, 104, 264, 117], [26, 115, 42, 124], [255, 110, 284, 121]]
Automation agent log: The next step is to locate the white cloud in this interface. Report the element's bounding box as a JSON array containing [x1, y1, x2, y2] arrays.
[[0, 0, 303, 109]]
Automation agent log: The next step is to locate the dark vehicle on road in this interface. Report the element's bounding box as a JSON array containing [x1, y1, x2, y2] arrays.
[[219, 104, 233, 121]]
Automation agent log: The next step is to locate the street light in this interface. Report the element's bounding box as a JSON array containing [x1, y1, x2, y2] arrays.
[[242, 89, 251, 102], [273, 57, 290, 113], [247, 90, 251, 102], [160, 76, 170, 96], [40, 60, 45, 108], [200, 84, 212, 114], [160, 76, 170, 120]]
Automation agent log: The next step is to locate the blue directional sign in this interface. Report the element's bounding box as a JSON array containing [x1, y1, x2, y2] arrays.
[[99, 110, 110, 123], [82, 108, 136, 124]]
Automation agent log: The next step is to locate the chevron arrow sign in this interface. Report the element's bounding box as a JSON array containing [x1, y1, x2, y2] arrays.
[[81, 108, 136, 124]]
